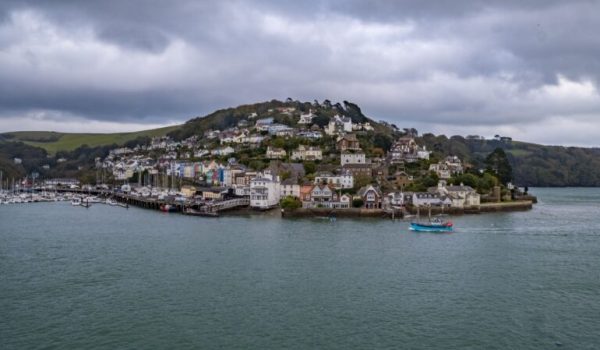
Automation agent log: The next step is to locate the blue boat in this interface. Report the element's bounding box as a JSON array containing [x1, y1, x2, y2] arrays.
[[410, 205, 453, 232], [410, 220, 453, 232]]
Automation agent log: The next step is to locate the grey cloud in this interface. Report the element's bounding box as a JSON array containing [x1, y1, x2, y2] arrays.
[[0, 0, 599, 145]]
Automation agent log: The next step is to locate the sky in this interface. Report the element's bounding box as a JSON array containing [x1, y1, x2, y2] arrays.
[[1, 0, 599, 146]]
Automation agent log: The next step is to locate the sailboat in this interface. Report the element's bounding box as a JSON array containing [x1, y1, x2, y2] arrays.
[[409, 205, 453, 232]]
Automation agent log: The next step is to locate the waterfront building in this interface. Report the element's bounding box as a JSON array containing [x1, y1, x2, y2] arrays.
[[357, 185, 383, 209], [250, 171, 281, 209], [280, 178, 300, 198]]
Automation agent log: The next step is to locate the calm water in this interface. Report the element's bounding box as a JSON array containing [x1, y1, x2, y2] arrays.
[[1, 188, 600, 349]]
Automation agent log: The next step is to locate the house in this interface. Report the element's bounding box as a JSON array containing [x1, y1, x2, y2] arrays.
[[386, 191, 414, 207], [340, 150, 366, 165], [341, 163, 372, 179], [389, 137, 430, 164], [336, 134, 361, 151], [412, 192, 452, 207], [391, 171, 414, 188], [291, 145, 322, 161], [314, 171, 354, 189], [427, 181, 480, 208], [300, 184, 314, 202], [268, 124, 294, 136], [280, 178, 300, 198], [429, 163, 452, 179], [266, 146, 286, 159], [352, 122, 374, 131], [212, 146, 235, 156], [298, 111, 315, 124], [14, 157, 22, 164], [250, 171, 281, 209], [357, 185, 383, 209], [301, 184, 350, 209], [255, 117, 274, 131], [297, 131, 322, 139]]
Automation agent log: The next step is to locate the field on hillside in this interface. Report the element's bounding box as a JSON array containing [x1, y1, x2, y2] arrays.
[[1, 125, 180, 154]]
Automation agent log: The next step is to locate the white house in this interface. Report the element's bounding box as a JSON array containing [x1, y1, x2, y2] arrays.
[[325, 115, 353, 135], [341, 151, 366, 165], [428, 181, 480, 208], [266, 146, 286, 159], [280, 178, 300, 198], [250, 171, 281, 209], [429, 163, 452, 179], [314, 171, 354, 189], [298, 111, 315, 124], [291, 145, 322, 161], [255, 117, 274, 131], [212, 146, 235, 156]]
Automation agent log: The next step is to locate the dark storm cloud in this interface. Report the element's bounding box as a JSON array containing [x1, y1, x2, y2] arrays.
[[0, 0, 599, 144]]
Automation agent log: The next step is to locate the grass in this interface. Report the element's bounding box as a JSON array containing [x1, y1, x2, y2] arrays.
[[2, 125, 181, 154]]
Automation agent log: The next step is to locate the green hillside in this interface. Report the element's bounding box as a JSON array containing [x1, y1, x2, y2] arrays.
[[3, 99, 600, 187], [1, 125, 180, 154]]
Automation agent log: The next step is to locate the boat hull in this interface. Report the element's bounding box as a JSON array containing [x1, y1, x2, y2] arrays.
[[410, 222, 453, 232]]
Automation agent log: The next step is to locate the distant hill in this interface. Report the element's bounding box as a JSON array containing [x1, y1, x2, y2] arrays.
[[419, 134, 600, 187], [0, 125, 180, 154]]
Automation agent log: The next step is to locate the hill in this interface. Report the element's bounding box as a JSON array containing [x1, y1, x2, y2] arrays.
[[2, 99, 600, 187], [0, 125, 180, 154], [418, 134, 600, 187]]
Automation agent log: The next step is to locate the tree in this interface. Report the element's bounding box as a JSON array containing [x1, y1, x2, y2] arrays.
[[486, 148, 512, 184], [352, 198, 364, 208], [280, 196, 301, 209], [353, 174, 371, 191], [303, 161, 316, 175], [312, 115, 330, 128]]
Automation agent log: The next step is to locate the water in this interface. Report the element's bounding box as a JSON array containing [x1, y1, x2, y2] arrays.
[[1, 188, 600, 349]]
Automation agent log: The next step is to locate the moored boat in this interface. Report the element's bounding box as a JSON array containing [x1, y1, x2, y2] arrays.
[[160, 204, 179, 213]]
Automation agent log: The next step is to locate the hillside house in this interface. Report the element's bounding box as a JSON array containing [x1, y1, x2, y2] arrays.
[[291, 145, 322, 161], [266, 146, 286, 159], [336, 134, 361, 151], [341, 150, 366, 165]]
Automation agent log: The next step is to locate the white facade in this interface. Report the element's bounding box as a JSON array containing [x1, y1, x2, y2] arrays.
[[298, 111, 315, 124], [280, 183, 300, 198], [250, 172, 281, 209], [314, 172, 354, 189], [266, 147, 286, 159], [341, 152, 366, 165], [291, 145, 322, 161]]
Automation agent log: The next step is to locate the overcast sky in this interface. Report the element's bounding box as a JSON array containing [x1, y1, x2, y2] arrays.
[[1, 0, 599, 145]]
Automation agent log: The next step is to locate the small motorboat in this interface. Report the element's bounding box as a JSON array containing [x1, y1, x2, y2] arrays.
[[71, 198, 82, 206]]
